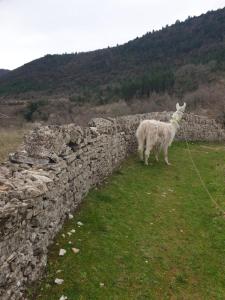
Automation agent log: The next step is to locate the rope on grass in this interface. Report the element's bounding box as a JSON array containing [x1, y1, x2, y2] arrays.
[[183, 131, 225, 216]]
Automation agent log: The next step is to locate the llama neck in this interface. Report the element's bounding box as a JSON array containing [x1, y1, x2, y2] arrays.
[[169, 110, 184, 145], [170, 117, 180, 139], [170, 111, 182, 132], [170, 120, 179, 132]]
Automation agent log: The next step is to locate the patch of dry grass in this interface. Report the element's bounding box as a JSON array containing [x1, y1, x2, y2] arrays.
[[0, 128, 26, 162]]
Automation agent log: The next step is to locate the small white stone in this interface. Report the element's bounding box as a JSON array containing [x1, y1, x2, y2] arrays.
[[99, 282, 104, 287], [67, 232, 72, 236], [59, 249, 66, 256], [68, 213, 73, 219], [59, 296, 67, 300], [71, 229, 76, 233], [62, 234, 65, 238], [56, 270, 62, 273], [68, 241, 72, 244], [77, 221, 83, 226], [72, 247, 80, 254], [55, 278, 64, 285]]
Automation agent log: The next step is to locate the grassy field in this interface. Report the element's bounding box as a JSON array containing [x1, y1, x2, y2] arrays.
[[29, 142, 225, 300], [0, 128, 26, 162]]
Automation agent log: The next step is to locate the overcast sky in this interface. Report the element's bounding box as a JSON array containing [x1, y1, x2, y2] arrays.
[[0, 0, 225, 70]]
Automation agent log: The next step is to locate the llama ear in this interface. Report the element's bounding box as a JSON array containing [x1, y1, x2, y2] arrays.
[[182, 102, 186, 110], [176, 103, 180, 110]]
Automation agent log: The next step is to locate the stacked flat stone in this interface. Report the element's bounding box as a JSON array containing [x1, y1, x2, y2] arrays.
[[0, 112, 225, 299]]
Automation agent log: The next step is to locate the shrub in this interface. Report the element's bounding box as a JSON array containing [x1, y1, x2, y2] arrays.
[[23, 100, 49, 121]]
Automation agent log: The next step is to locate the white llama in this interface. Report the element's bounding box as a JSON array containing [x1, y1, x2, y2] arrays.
[[136, 103, 186, 165]]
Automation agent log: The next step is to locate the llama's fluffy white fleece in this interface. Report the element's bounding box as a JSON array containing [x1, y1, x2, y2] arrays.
[[136, 103, 186, 165]]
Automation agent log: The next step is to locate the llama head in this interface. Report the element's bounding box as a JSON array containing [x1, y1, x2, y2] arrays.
[[171, 102, 186, 125], [176, 102, 186, 113]]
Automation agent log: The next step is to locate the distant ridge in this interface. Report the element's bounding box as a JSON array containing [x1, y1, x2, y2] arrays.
[[0, 7, 225, 102], [0, 69, 10, 78]]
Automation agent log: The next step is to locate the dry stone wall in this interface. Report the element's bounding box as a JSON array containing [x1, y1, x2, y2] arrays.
[[0, 112, 225, 299]]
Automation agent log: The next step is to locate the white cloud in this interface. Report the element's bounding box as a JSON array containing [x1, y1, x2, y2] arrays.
[[0, 0, 224, 69]]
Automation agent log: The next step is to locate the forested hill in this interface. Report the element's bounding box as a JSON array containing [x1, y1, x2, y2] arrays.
[[0, 7, 225, 102]]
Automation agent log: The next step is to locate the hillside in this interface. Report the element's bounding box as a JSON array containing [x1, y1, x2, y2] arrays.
[[0, 8, 225, 101], [0, 7, 225, 126], [0, 69, 10, 77]]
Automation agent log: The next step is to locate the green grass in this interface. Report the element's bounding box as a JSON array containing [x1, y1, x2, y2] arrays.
[[30, 142, 225, 300]]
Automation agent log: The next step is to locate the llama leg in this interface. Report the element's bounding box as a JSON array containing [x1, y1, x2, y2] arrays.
[[145, 137, 152, 166], [145, 148, 150, 165], [138, 141, 144, 161], [154, 146, 159, 162], [163, 146, 171, 165], [136, 132, 145, 161]]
